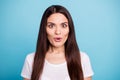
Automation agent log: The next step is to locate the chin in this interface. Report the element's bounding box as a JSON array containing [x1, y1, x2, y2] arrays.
[[53, 44, 64, 48]]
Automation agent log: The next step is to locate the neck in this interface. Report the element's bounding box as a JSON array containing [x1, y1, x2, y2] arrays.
[[46, 45, 66, 64], [48, 45, 65, 54]]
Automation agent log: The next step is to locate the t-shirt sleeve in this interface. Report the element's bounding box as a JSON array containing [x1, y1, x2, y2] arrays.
[[81, 52, 94, 78], [21, 54, 33, 79]]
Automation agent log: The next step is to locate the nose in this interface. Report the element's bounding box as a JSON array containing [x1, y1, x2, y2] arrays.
[[55, 27, 61, 35]]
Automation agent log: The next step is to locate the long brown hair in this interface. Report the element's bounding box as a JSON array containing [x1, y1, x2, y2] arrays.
[[31, 5, 83, 80]]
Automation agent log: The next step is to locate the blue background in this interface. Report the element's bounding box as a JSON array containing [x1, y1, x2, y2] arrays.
[[0, 0, 120, 80]]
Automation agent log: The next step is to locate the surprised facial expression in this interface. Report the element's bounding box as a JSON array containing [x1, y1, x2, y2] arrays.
[[46, 13, 69, 48]]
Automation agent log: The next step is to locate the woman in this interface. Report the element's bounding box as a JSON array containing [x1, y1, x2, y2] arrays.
[[21, 5, 94, 80]]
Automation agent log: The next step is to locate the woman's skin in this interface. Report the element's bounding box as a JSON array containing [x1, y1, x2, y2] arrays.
[[45, 13, 69, 65], [24, 13, 92, 80]]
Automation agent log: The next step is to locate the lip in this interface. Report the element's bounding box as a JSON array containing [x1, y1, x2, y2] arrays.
[[54, 37, 62, 42]]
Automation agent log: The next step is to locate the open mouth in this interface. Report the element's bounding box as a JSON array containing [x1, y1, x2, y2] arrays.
[[54, 37, 62, 42]]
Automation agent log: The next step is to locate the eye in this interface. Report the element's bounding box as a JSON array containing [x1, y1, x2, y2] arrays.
[[61, 23, 68, 28], [47, 23, 55, 28]]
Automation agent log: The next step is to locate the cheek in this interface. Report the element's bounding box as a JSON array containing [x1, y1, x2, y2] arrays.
[[46, 28, 52, 36], [63, 30, 69, 39], [46, 29, 53, 41], [64, 29, 69, 36]]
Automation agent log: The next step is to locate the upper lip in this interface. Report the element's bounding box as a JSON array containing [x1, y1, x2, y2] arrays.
[[54, 37, 62, 39]]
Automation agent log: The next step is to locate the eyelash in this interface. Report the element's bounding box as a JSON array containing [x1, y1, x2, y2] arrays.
[[61, 23, 68, 28], [47, 24, 54, 28], [47, 23, 68, 28]]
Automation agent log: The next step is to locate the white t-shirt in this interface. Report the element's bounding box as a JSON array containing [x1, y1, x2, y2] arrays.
[[21, 52, 94, 80]]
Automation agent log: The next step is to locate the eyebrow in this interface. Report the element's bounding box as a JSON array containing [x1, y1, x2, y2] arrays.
[[47, 22, 68, 24], [47, 22, 54, 24], [47, 22, 55, 26], [61, 22, 68, 24]]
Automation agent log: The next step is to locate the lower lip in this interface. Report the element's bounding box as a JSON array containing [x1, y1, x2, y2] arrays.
[[54, 38, 62, 42]]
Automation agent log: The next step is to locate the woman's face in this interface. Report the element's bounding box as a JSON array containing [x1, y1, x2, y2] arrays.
[[46, 13, 69, 48]]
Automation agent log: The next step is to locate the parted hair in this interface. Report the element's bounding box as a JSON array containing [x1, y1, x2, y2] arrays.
[[31, 5, 83, 80]]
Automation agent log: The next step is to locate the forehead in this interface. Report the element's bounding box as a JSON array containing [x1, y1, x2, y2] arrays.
[[47, 13, 68, 23]]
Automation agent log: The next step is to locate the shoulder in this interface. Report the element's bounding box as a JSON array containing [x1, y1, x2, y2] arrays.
[[80, 51, 90, 64], [26, 52, 35, 58], [21, 52, 35, 79], [80, 51, 90, 62], [25, 52, 35, 64], [80, 51, 94, 77]]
